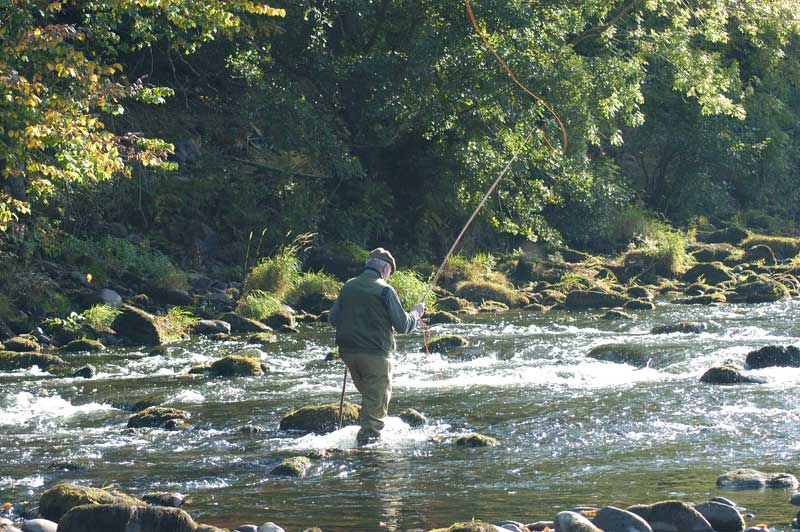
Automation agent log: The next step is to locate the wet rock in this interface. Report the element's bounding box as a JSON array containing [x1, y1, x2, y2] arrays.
[[455, 433, 498, 447], [4, 336, 40, 352], [587, 344, 654, 368], [594, 506, 653, 532], [427, 520, 502, 531], [58, 503, 196, 532], [651, 322, 707, 334], [71, 365, 96, 379], [624, 299, 655, 311], [20, 519, 57, 532], [626, 286, 653, 300], [188, 364, 212, 375], [675, 292, 727, 305], [127, 407, 190, 429], [527, 522, 555, 531], [235, 526, 259, 532], [437, 296, 473, 312], [745, 345, 800, 369], [221, 312, 269, 333], [694, 501, 745, 532], [791, 493, 800, 506], [717, 469, 799, 489], [270, 456, 311, 477], [62, 339, 105, 352], [479, 300, 509, 313], [209, 355, 264, 377], [681, 263, 735, 285], [46, 461, 87, 471], [247, 331, 278, 345], [684, 283, 711, 297], [554, 511, 602, 532], [263, 310, 295, 331], [112, 305, 168, 345], [700, 365, 765, 385], [399, 408, 426, 427], [524, 303, 549, 312], [194, 320, 231, 335], [279, 402, 360, 434], [97, 288, 123, 308], [565, 290, 628, 310], [729, 280, 789, 303], [742, 245, 777, 266], [258, 523, 287, 532], [141, 492, 184, 508], [494, 521, 525, 532], [428, 311, 463, 325], [697, 227, 750, 246], [427, 335, 469, 354], [601, 310, 633, 320], [236, 424, 267, 435], [196, 525, 227, 532], [456, 281, 529, 308], [627, 501, 714, 532], [690, 244, 740, 263], [39, 483, 144, 522], [538, 289, 567, 306], [0, 351, 64, 371]]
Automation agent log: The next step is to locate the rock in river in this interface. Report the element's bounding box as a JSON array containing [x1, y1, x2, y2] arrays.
[[194, 319, 231, 335], [0, 351, 64, 372], [62, 338, 105, 352], [112, 305, 169, 345], [745, 345, 800, 369], [20, 519, 57, 532], [455, 433, 498, 448], [427, 335, 469, 354], [127, 407, 190, 430], [554, 511, 603, 532], [627, 501, 714, 532], [700, 365, 765, 385], [587, 344, 657, 368], [141, 492, 185, 508], [221, 312, 269, 334], [269, 456, 311, 477], [693, 501, 745, 532], [399, 408, 426, 427], [565, 290, 629, 310], [39, 483, 144, 522], [58, 503, 196, 532], [593, 506, 653, 532], [717, 469, 799, 490], [209, 354, 264, 377], [4, 336, 40, 352], [651, 322, 707, 335], [279, 402, 359, 434]]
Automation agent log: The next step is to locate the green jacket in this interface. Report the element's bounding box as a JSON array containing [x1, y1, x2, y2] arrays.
[[329, 268, 420, 356]]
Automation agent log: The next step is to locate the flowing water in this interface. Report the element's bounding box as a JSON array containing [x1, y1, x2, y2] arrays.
[[2, 299, 799, 531]]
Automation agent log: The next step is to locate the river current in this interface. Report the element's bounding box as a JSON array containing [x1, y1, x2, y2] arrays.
[[1, 299, 799, 531]]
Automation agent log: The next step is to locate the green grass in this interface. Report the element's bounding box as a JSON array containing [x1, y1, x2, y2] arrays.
[[741, 234, 800, 259], [243, 250, 301, 298], [236, 290, 284, 320], [438, 253, 505, 289], [80, 304, 121, 331], [286, 271, 342, 314], [389, 270, 437, 311], [557, 272, 595, 292], [159, 307, 199, 341], [623, 222, 693, 277]]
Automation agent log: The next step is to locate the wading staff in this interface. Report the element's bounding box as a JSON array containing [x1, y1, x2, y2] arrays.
[[337, 366, 348, 430]]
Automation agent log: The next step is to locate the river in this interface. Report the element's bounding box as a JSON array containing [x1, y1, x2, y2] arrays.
[[1, 298, 799, 531]]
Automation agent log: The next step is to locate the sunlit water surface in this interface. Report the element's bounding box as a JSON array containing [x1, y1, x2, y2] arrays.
[[2, 299, 799, 531]]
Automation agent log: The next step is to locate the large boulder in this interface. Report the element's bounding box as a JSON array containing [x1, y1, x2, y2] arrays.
[[220, 312, 269, 333], [0, 351, 64, 371], [693, 501, 745, 532], [741, 245, 777, 266], [455, 281, 528, 308], [111, 305, 168, 345], [269, 456, 311, 477], [279, 402, 359, 434], [745, 345, 800, 369], [194, 320, 231, 335], [689, 244, 740, 263], [208, 355, 264, 377], [565, 290, 628, 310], [728, 280, 789, 303], [57, 503, 196, 532], [554, 512, 602, 532], [20, 519, 57, 532], [127, 407, 190, 429], [681, 263, 735, 285], [717, 468, 799, 489], [593, 506, 653, 532], [62, 339, 105, 353], [39, 484, 144, 522], [700, 365, 765, 385], [4, 336, 40, 352], [626, 501, 714, 532], [697, 227, 750, 246]]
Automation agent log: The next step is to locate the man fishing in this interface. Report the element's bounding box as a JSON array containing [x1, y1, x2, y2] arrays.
[[328, 248, 425, 446]]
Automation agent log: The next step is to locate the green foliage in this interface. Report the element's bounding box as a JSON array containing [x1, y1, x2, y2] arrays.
[[558, 272, 595, 292], [286, 272, 341, 315], [438, 253, 505, 290], [623, 223, 693, 278], [56, 235, 186, 290], [159, 307, 198, 341], [236, 290, 283, 320], [243, 251, 300, 299], [80, 305, 121, 332], [388, 270, 436, 311]]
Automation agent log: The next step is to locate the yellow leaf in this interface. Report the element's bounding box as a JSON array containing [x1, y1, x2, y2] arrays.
[[47, 1, 62, 11], [89, 74, 99, 83]]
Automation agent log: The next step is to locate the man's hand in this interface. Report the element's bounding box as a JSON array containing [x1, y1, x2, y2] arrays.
[[411, 302, 425, 317]]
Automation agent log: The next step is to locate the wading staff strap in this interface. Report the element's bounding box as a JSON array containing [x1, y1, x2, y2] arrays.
[[337, 366, 348, 430]]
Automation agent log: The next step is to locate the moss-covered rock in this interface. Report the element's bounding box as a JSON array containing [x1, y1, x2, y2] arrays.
[[279, 402, 360, 434], [626, 286, 653, 300], [684, 283, 713, 296], [587, 344, 657, 368], [263, 309, 295, 330], [220, 312, 269, 333], [565, 290, 628, 310], [651, 322, 707, 334], [478, 300, 509, 313], [455, 281, 528, 308], [0, 351, 64, 371], [697, 227, 750, 245], [455, 433, 498, 447], [427, 335, 468, 354], [742, 245, 777, 265], [39, 483, 144, 522], [3, 335, 40, 352], [209, 354, 264, 377], [700, 364, 765, 385], [716, 468, 799, 490], [188, 364, 212, 375], [627, 501, 714, 532], [745, 345, 800, 368], [399, 408, 426, 427], [62, 338, 106, 353], [538, 289, 566, 305], [675, 292, 727, 305], [247, 331, 278, 345], [624, 299, 655, 311], [681, 262, 735, 285], [689, 243, 741, 263], [57, 503, 196, 532], [127, 407, 190, 429], [601, 310, 633, 320], [436, 295, 473, 312], [728, 279, 789, 303], [742, 234, 800, 259], [427, 520, 503, 532], [270, 456, 312, 477], [112, 305, 169, 345], [427, 310, 462, 325]]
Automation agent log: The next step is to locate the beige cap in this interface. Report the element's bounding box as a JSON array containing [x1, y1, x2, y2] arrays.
[[368, 248, 396, 273]]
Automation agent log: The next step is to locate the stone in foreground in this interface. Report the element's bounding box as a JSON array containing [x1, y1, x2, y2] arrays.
[[627, 501, 714, 532], [279, 402, 359, 434], [593, 506, 653, 532], [38, 483, 144, 522], [58, 503, 196, 532], [554, 511, 603, 532], [693, 501, 745, 532]]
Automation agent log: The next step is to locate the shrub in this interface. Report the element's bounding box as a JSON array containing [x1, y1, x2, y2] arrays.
[[557, 272, 595, 292], [741, 234, 800, 260], [159, 307, 198, 341], [455, 280, 528, 307], [623, 223, 693, 277], [438, 253, 505, 290], [243, 250, 300, 298], [237, 290, 284, 320], [286, 272, 342, 314], [81, 304, 122, 332], [389, 270, 437, 311]]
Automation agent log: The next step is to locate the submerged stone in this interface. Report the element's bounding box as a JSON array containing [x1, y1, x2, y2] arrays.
[[58, 503, 196, 532], [455, 433, 498, 448], [587, 344, 655, 368], [279, 402, 359, 434], [127, 407, 190, 429], [269, 456, 311, 477], [39, 483, 144, 522]]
